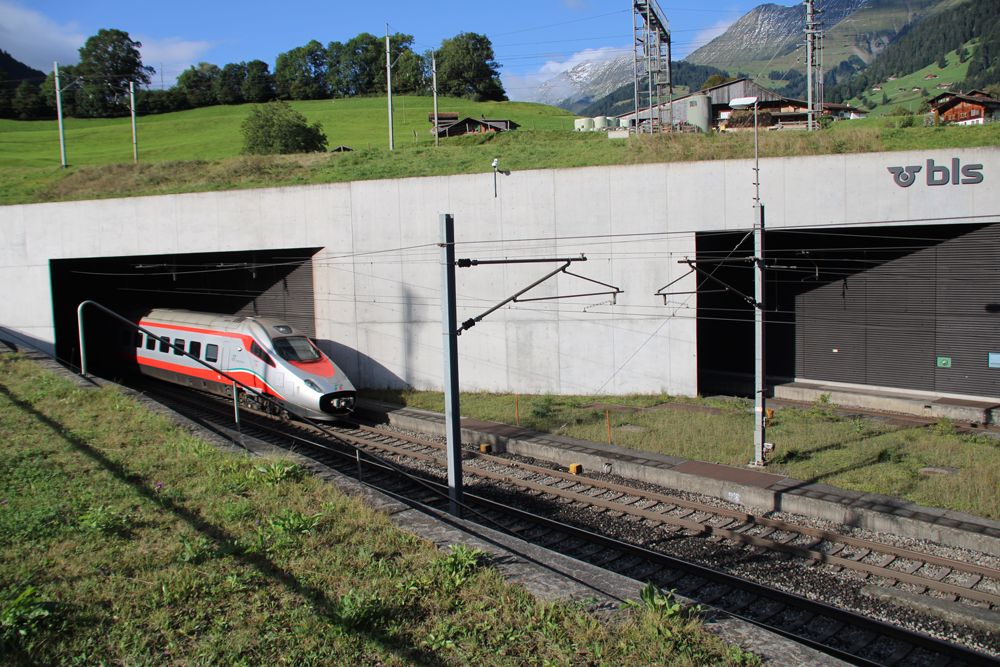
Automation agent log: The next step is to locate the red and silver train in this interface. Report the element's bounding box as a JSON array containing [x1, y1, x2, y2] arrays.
[[130, 309, 356, 421]]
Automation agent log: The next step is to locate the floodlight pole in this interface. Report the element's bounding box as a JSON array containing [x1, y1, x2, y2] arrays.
[[54, 62, 67, 168], [440, 213, 463, 516], [129, 81, 138, 164], [432, 52, 439, 148], [731, 97, 766, 466], [751, 98, 766, 467], [386, 25, 394, 151]]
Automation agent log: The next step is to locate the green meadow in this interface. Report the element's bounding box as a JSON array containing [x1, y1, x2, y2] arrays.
[[2, 94, 999, 207], [0, 97, 577, 169]]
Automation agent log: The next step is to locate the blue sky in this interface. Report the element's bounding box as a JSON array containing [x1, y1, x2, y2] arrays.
[[2, 0, 791, 100]]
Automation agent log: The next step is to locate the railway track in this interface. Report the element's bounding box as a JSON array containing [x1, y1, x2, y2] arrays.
[[136, 379, 1000, 667]]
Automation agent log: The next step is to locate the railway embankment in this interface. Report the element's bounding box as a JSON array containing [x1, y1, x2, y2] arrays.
[[0, 349, 763, 666], [357, 398, 1000, 557]]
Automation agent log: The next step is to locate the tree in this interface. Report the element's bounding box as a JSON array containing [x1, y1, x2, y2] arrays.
[[701, 74, 735, 89], [275, 40, 328, 100], [327, 33, 381, 96], [881, 91, 889, 105], [242, 60, 275, 103], [12, 81, 45, 119], [436, 33, 506, 102], [40, 64, 78, 115], [958, 46, 970, 63], [76, 29, 154, 117], [917, 99, 932, 114], [241, 100, 327, 154], [937, 52, 948, 68], [0, 66, 13, 118], [176, 62, 220, 107], [215, 62, 247, 105]]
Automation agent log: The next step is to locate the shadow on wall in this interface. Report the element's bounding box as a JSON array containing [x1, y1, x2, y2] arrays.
[[0, 326, 56, 358], [317, 339, 404, 390]]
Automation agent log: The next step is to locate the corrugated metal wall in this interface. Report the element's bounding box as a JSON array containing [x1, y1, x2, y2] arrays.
[[234, 259, 316, 338], [794, 224, 1000, 396]]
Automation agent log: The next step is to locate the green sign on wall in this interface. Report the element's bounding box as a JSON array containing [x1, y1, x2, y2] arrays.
[[937, 357, 952, 368]]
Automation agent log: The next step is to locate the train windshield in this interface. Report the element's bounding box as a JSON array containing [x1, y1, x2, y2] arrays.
[[273, 336, 322, 362]]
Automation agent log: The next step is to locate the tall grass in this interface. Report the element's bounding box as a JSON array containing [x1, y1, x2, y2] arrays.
[[0, 354, 757, 665]]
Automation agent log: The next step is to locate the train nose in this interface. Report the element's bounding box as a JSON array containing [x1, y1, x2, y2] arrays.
[[319, 391, 356, 415]]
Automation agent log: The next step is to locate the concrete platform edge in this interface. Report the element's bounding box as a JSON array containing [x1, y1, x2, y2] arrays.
[[358, 399, 1000, 558]]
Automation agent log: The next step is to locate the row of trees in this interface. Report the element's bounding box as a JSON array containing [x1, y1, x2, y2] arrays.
[[1, 28, 506, 120]]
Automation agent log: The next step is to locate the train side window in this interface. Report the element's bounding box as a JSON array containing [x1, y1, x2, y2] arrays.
[[205, 344, 219, 363], [146, 335, 156, 351], [173, 339, 185, 356], [250, 341, 275, 367], [188, 341, 201, 359], [134, 332, 143, 347], [159, 337, 170, 353]]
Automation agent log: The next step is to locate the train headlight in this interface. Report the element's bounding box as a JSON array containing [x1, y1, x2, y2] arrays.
[[304, 379, 321, 392]]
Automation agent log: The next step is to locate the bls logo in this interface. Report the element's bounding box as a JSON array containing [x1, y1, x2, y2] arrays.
[[888, 158, 983, 187]]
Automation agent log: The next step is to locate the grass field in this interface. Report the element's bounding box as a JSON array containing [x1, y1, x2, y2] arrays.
[[361, 388, 1000, 522], [0, 97, 577, 170], [0, 353, 759, 666], [4, 109, 1000, 207], [841, 41, 976, 117]]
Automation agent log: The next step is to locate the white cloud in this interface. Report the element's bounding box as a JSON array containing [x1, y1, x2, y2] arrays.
[[135, 35, 214, 88], [0, 1, 86, 72]]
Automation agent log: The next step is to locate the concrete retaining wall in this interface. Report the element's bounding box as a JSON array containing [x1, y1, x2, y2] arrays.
[[2, 147, 999, 395]]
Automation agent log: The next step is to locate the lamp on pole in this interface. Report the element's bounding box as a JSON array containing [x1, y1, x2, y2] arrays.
[[729, 95, 768, 467]]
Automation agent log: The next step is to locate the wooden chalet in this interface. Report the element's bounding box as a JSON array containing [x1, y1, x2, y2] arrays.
[[929, 90, 1000, 125], [822, 103, 867, 120], [430, 115, 520, 138]]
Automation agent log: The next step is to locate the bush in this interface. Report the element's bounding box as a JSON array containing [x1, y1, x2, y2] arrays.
[[241, 100, 328, 155]]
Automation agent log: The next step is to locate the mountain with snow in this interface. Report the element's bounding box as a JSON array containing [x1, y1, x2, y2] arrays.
[[686, 0, 951, 68], [523, 56, 635, 112]]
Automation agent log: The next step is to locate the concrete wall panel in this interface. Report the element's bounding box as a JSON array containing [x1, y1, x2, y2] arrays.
[[92, 199, 138, 257], [214, 189, 262, 252], [23, 203, 66, 260], [133, 195, 179, 256], [0, 205, 26, 265], [175, 192, 219, 254], [6, 146, 1000, 396]]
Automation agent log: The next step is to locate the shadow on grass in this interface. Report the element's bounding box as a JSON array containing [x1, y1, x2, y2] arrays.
[[0, 382, 449, 667]]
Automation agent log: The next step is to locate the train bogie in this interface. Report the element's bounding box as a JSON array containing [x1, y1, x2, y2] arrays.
[[131, 309, 356, 421]]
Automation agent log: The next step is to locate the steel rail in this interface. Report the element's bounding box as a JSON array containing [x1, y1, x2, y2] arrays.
[[349, 423, 1000, 591], [397, 475, 1000, 667], [135, 384, 1000, 667]]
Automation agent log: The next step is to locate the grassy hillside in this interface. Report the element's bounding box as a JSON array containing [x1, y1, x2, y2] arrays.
[[0, 96, 577, 170], [695, 0, 972, 82], [4, 120, 1000, 206], [2, 92, 1000, 206], [842, 42, 974, 115]]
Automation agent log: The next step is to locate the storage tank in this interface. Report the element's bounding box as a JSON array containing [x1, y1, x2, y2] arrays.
[[573, 118, 588, 131], [593, 116, 610, 130], [687, 93, 712, 133], [577, 118, 595, 132]]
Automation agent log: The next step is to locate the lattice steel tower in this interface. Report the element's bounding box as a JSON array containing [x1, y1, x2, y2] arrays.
[[633, 0, 672, 134]]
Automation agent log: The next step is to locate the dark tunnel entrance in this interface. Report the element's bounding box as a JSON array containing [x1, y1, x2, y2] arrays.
[[51, 247, 322, 377], [696, 222, 1000, 398]]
